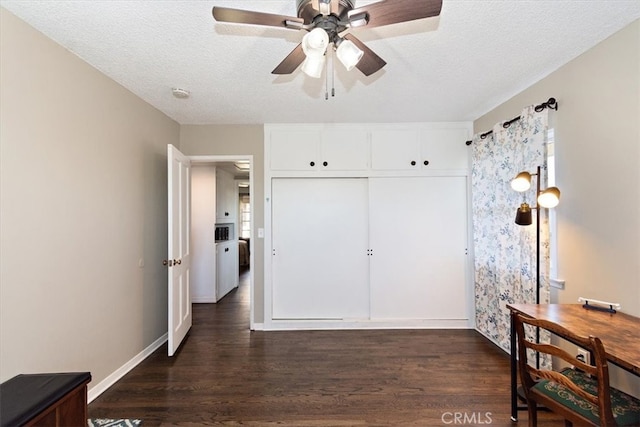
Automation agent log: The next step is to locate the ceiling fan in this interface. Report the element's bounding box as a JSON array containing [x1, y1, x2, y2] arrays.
[[212, 0, 443, 78]]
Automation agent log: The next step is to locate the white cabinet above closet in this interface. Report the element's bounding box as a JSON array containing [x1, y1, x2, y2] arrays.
[[268, 124, 470, 176], [269, 127, 369, 172], [370, 127, 470, 171], [370, 128, 421, 170]]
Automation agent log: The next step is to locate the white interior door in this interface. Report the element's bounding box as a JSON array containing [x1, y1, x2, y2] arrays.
[[369, 177, 468, 319], [271, 178, 370, 319], [167, 144, 192, 356]]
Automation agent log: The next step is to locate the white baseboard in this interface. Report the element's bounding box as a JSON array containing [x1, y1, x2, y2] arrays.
[[251, 322, 264, 331], [263, 318, 472, 331], [192, 296, 216, 303], [88, 333, 168, 403]]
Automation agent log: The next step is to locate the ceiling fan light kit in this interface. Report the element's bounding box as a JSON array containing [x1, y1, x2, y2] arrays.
[[335, 39, 364, 71], [302, 27, 330, 53], [301, 55, 326, 78], [212, 0, 443, 85]]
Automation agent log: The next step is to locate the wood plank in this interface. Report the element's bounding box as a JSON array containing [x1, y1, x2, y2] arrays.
[[509, 304, 640, 376], [89, 272, 565, 425]]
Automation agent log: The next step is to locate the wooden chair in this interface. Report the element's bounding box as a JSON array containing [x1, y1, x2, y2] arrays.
[[513, 312, 640, 426]]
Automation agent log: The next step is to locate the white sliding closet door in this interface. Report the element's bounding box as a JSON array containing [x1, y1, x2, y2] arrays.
[[271, 178, 370, 319], [369, 177, 468, 319]]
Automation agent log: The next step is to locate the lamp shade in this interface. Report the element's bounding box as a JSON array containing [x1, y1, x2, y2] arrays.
[[515, 203, 533, 226], [301, 55, 326, 78], [538, 187, 561, 208], [336, 39, 364, 71], [302, 28, 329, 56], [511, 171, 532, 192], [301, 28, 329, 78]]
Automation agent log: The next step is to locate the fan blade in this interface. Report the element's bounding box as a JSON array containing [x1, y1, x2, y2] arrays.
[[331, 0, 340, 15], [213, 7, 304, 29], [344, 34, 387, 76], [348, 0, 442, 28], [272, 44, 306, 75]]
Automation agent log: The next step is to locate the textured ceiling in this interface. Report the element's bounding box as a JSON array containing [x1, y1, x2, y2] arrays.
[[2, 1, 639, 125]]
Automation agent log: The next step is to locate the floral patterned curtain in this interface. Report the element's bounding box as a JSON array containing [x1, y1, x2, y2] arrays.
[[471, 106, 550, 358]]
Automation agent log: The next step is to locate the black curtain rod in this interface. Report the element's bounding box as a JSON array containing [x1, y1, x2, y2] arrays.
[[464, 97, 558, 146]]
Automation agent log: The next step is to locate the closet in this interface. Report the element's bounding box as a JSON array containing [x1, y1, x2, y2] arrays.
[[265, 123, 472, 329]]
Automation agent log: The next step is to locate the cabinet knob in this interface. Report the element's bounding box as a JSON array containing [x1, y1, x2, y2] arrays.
[[225, 248, 229, 252], [323, 161, 328, 167], [410, 161, 416, 166], [225, 212, 229, 216], [310, 161, 315, 167], [424, 160, 430, 166]]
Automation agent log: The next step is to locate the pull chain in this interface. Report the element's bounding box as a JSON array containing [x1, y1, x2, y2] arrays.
[[324, 48, 336, 100], [331, 47, 335, 97], [325, 53, 329, 100]]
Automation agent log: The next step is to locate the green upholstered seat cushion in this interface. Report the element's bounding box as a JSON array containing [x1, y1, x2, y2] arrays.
[[533, 368, 640, 426]]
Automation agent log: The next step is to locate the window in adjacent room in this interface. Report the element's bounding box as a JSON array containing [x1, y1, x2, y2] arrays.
[[239, 194, 251, 239]]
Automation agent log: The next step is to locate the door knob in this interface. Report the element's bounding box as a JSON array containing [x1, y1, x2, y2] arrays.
[[163, 259, 172, 266], [173, 259, 182, 265]]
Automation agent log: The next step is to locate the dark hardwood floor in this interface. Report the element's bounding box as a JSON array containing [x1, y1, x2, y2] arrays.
[[89, 268, 564, 426]]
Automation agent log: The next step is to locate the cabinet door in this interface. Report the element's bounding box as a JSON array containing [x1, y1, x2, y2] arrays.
[[271, 178, 370, 319], [420, 128, 470, 170], [370, 128, 420, 170], [216, 169, 237, 222], [270, 129, 321, 171], [320, 129, 369, 170], [216, 241, 238, 300], [369, 177, 468, 320]]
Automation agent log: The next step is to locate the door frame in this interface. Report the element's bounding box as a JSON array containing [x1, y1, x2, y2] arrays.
[[189, 154, 255, 330]]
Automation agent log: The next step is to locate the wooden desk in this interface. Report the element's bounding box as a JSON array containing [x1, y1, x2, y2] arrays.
[[506, 304, 640, 422]]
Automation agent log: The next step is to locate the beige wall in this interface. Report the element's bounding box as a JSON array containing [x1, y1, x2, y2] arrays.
[[475, 20, 639, 314], [475, 20, 639, 393], [0, 7, 178, 389], [179, 125, 265, 323]]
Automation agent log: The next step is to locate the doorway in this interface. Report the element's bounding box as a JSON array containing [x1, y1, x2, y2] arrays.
[[189, 154, 255, 329]]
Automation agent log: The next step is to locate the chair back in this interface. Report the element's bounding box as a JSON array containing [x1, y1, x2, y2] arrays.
[[513, 313, 615, 426]]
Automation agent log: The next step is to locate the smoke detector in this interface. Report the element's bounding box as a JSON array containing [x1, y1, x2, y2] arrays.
[[172, 88, 190, 99]]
